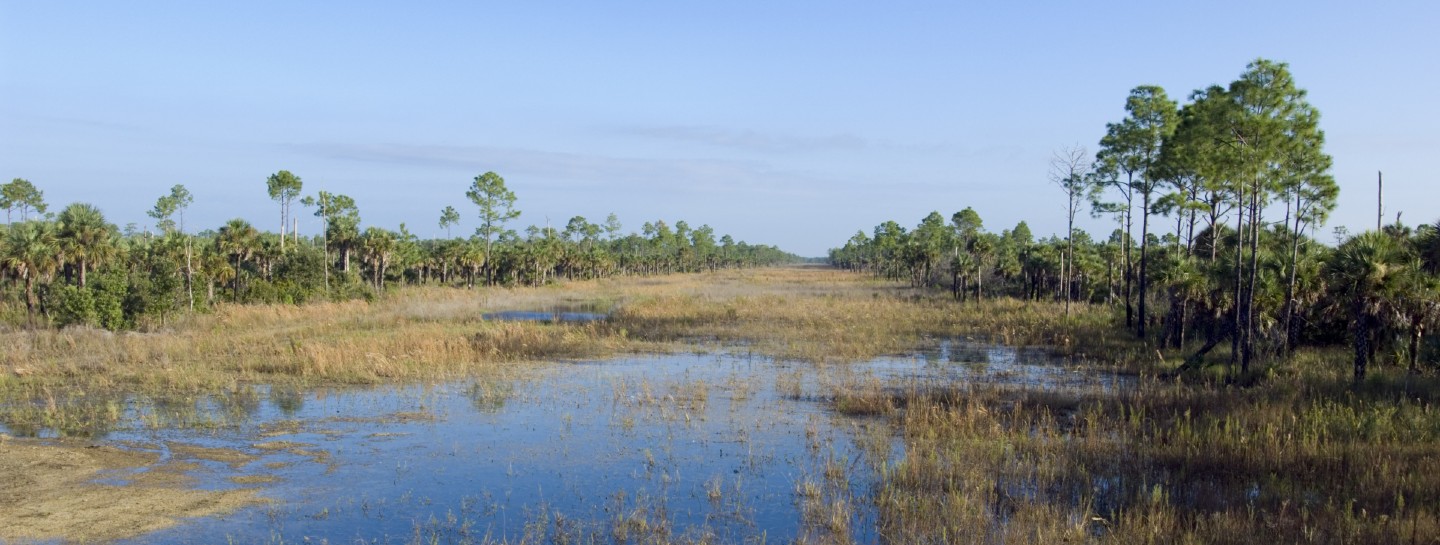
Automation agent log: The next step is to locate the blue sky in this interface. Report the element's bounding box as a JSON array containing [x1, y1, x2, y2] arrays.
[[2, 2, 1436, 256]]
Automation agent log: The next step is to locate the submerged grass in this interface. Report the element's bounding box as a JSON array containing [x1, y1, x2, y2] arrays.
[[865, 356, 1440, 544]]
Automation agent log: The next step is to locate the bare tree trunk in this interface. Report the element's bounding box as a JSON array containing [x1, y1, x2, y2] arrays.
[[1243, 181, 1262, 373], [1283, 191, 1302, 355], [1409, 319, 1425, 374], [23, 274, 36, 319], [1230, 184, 1245, 378], [185, 236, 194, 311], [1138, 193, 1151, 339], [975, 264, 984, 303], [1353, 301, 1370, 383], [1123, 189, 1134, 329], [1377, 171, 1383, 231]]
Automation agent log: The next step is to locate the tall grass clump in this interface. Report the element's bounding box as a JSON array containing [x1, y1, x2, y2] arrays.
[[856, 355, 1440, 544]]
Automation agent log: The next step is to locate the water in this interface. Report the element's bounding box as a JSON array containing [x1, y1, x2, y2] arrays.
[[99, 353, 883, 544], [483, 305, 610, 323], [2, 342, 1119, 544], [886, 338, 1133, 390]]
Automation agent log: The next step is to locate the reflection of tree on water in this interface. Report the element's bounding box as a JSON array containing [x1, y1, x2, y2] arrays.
[[144, 387, 262, 429], [216, 386, 261, 419], [0, 392, 124, 438], [268, 387, 305, 416], [467, 380, 512, 413]]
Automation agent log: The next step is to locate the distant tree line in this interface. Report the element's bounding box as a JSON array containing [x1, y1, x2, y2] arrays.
[[0, 172, 798, 330], [829, 59, 1439, 382]]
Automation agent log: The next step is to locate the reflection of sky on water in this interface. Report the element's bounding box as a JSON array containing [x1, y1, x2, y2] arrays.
[[483, 305, 612, 323], [1, 340, 1128, 543], [864, 339, 1134, 390], [105, 353, 882, 544]]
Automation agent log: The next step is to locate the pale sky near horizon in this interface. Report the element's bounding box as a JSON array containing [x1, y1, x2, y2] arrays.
[[2, 2, 1436, 257]]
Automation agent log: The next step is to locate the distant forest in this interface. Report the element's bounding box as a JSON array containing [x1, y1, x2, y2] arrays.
[[829, 59, 1438, 381], [0, 171, 799, 330]]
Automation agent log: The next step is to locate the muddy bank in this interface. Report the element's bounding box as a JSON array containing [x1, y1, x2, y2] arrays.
[[0, 436, 261, 543]]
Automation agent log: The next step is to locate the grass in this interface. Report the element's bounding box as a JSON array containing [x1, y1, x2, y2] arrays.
[[863, 354, 1440, 544], [0, 267, 1129, 437], [0, 268, 1133, 394]]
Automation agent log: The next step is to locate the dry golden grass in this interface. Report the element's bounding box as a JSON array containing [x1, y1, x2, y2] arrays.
[[0, 267, 1130, 396]]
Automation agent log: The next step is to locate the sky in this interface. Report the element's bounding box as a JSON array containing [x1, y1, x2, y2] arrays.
[[2, 1, 1436, 257]]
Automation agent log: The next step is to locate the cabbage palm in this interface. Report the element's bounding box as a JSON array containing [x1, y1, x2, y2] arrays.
[[1392, 262, 1439, 373], [3, 221, 61, 317], [1325, 231, 1407, 382], [1418, 221, 1440, 275], [57, 203, 117, 288], [216, 219, 259, 299], [359, 227, 397, 290]]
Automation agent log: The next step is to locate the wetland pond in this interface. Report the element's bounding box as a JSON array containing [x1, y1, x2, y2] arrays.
[[2, 341, 1126, 544]]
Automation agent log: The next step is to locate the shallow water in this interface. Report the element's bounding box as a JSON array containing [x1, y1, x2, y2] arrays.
[[483, 305, 610, 323], [2, 342, 1123, 543], [102, 353, 885, 544]]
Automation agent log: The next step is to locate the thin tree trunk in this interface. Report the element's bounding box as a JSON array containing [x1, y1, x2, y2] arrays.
[[1354, 301, 1370, 383], [1123, 197, 1134, 328], [1283, 191, 1304, 355], [232, 256, 242, 300], [1243, 181, 1262, 373], [1409, 319, 1424, 374], [186, 236, 194, 311], [23, 274, 36, 318], [1179, 298, 1189, 349], [975, 264, 984, 302], [1231, 184, 1245, 377], [1138, 193, 1151, 339]]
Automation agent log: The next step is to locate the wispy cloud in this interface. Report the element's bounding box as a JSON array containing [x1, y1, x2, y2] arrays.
[[612, 123, 1023, 159], [9, 113, 145, 133], [616, 125, 870, 154], [282, 141, 844, 197]]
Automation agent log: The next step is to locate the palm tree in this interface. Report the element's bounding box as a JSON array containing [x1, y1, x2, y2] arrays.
[[216, 219, 259, 299], [197, 249, 232, 304], [1325, 231, 1407, 382], [359, 227, 397, 290], [57, 203, 117, 288], [1418, 221, 1440, 275], [970, 234, 996, 302], [1151, 249, 1204, 349], [1392, 262, 1439, 373], [3, 221, 61, 318], [1397, 224, 1440, 372]]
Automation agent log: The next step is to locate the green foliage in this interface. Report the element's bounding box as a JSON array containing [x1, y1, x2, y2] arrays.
[[45, 271, 125, 329], [46, 283, 97, 328], [438, 205, 461, 238], [148, 184, 194, 234], [2, 178, 47, 222]]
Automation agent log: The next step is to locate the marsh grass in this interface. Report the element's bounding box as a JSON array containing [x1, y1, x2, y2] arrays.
[[0, 266, 1131, 439], [859, 354, 1440, 544], [5, 266, 1438, 545], [1, 268, 1120, 396]]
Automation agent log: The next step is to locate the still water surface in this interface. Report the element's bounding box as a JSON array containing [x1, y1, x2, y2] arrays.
[[6, 341, 1123, 543]]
